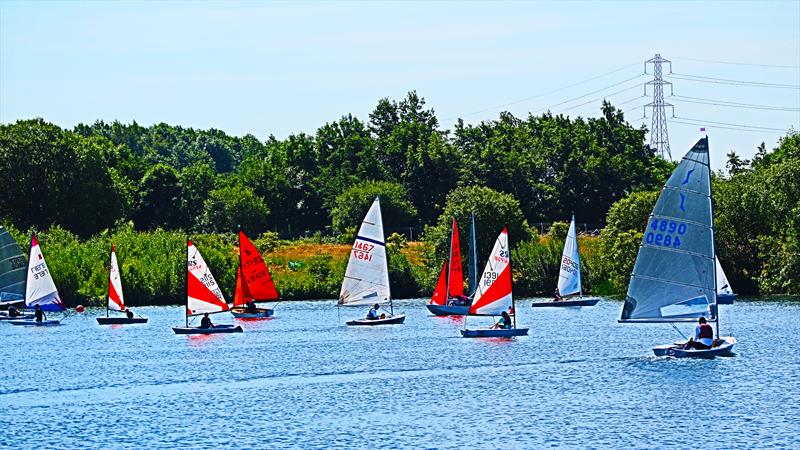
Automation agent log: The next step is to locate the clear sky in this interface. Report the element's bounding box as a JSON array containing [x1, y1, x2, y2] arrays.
[[1, 1, 798, 169]]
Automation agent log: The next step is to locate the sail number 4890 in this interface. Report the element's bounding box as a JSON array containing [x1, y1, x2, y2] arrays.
[[646, 219, 687, 248]]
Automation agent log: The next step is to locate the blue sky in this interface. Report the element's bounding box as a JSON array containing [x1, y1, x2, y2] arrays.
[[1, 1, 798, 169]]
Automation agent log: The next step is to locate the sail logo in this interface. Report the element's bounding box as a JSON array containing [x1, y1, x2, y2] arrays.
[[681, 169, 694, 185]]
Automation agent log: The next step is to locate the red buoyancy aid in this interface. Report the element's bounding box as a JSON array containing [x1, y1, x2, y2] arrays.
[[699, 323, 714, 339]]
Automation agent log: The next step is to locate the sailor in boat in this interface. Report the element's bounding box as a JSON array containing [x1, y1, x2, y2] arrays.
[[366, 303, 383, 320], [125, 309, 134, 319], [553, 288, 563, 302], [7, 305, 19, 318], [200, 313, 214, 329], [34, 305, 45, 323], [245, 300, 258, 314], [491, 311, 513, 330], [683, 317, 714, 350]]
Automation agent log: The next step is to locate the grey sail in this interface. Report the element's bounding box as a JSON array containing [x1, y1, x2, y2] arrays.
[[0, 226, 26, 303], [621, 137, 717, 322]]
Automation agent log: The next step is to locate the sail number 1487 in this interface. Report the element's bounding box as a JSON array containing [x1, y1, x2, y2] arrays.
[[645, 219, 687, 248]]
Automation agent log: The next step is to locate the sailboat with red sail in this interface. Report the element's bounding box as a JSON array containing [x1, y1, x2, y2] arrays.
[[426, 216, 471, 316], [230, 231, 278, 318]]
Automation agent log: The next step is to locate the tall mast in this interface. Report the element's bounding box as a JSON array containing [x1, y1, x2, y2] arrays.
[[185, 238, 189, 328], [469, 212, 478, 297], [706, 136, 720, 339], [508, 225, 516, 329], [574, 215, 583, 298], [106, 244, 112, 317]]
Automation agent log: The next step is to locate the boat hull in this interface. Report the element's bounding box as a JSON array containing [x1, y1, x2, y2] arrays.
[[346, 314, 406, 326], [8, 319, 60, 326], [172, 324, 243, 334], [426, 304, 469, 316], [716, 294, 736, 305], [531, 297, 600, 307], [230, 307, 274, 318], [653, 336, 736, 358], [461, 328, 529, 338], [97, 317, 148, 325], [0, 314, 34, 321]]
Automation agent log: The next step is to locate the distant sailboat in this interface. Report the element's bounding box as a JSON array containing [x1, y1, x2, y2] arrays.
[[531, 216, 600, 308], [9, 234, 64, 326], [0, 226, 32, 319], [619, 137, 736, 357], [338, 197, 405, 326], [461, 227, 528, 338], [715, 256, 736, 304], [426, 216, 470, 316], [97, 244, 148, 325], [230, 231, 278, 318], [173, 240, 242, 334]]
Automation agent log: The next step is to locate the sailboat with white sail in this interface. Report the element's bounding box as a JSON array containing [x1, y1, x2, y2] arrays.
[[0, 226, 32, 319], [619, 137, 735, 357], [97, 244, 147, 325], [426, 216, 471, 316], [173, 240, 242, 334], [531, 216, 600, 307], [715, 256, 736, 304], [461, 227, 528, 338], [9, 234, 65, 326], [338, 197, 405, 326]]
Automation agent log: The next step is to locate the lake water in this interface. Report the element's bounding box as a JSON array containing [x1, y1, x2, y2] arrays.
[[2, 298, 799, 449]]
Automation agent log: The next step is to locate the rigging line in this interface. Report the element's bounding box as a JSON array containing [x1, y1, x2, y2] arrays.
[[671, 98, 800, 112], [532, 74, 646, 114], [669, 119, 791, 134], [440, 61, 643, 121], [671, 95, 800, 110], [671, 117, 793, 132], [667, 73, 800, 89], [556, 84, 643, 113], [671, 56, 800, 69]]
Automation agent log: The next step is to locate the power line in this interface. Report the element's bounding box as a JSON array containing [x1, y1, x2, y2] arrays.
[[671, 95, 800, 112], [672, 56, 800, 70], [440, 61, 642, 122], [667, 73, 800, 89], [669, 119, 793, 134], [555, 84, 643, 113], [532, 74, 646, 114], [673, 116, 793, 132]]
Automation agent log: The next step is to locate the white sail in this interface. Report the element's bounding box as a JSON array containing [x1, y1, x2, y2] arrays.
[[25, 235, 64, 311], [621, 137, 716, 322], [338, 197, 391, 306], [187, 240, 228, 315], [469, 228, 513, 316], [557, 216, 581, 296], [0, 226, 26, 303], [108, 245, 125, 311], [715, 256, 734, 296]]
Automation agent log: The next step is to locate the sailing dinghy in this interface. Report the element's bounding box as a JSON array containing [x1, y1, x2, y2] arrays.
[[97, 244, 147, 325], [173, 240, 242, 334], [461, 227, 528, 338], [339, 197, 405, 326], [715, 256, 736, 304], [230, 231, 277, 318], [426, 216, 471, 316], [9, 234, 64, 326], [0, 226, 33, 320], [531, 216, 600, 308], [619, 137, 735, 357]]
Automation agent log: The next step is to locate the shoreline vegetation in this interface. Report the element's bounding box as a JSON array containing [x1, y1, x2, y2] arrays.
[[1, 93, 797, 305]]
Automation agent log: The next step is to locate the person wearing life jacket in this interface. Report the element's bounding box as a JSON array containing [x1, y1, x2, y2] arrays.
[[553, 288, 563, 302], [200, 313, 213, 329], [492, 311, 513, 330], [7, 305, 19, 318], [125, 308, 134, 319], [34, 304, 45, 323], [366, 303, 380, 320], [685, 317, 714, 350]]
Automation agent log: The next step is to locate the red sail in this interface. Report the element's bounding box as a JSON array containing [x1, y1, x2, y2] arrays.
[[429, 261, 448, 305], [237, 231, 279, 305], [233, 263, 253, 307], [448, 218, 464, 297]]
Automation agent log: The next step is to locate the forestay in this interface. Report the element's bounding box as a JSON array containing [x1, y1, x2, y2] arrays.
[[338, 197, 391, 306], [557, 216, 581, 296], [469, 227, 513, 316], [0, 226, 26, 303], [108, 244, 125, 311], [187, 240, 229, 315], [715, 256, 734, 297], [621, 138, 716, 322], [25, 235, 65, 311]]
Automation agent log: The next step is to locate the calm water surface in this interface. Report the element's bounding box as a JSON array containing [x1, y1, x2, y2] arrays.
[[2, 298, 799, 449]]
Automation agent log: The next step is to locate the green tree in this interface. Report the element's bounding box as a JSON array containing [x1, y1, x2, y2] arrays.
[[201, 185, 270, 234], [330, 181, 417, 234]]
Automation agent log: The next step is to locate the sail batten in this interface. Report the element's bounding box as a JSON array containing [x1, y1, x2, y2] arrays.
[[621, 137, 717, 322], [339, 198, 391, 306]]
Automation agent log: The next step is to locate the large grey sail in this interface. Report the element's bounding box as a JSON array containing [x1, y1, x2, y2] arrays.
[[621, 138, 716, 322], [0, 226, 26, 303]]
